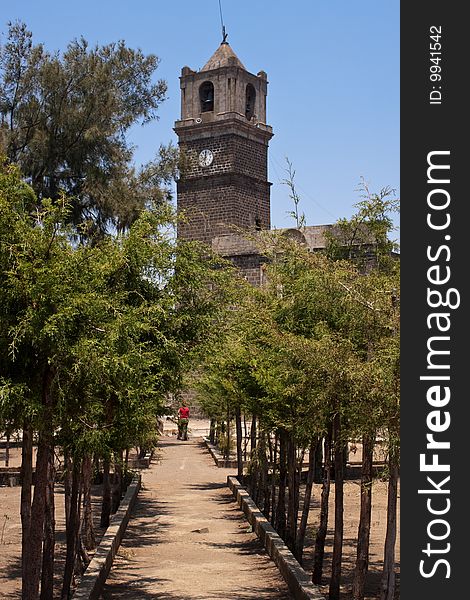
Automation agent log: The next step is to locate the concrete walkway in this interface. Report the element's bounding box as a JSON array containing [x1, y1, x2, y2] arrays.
[[101, 432, 293, 599]]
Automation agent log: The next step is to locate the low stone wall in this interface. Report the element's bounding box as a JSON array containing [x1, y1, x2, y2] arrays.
[[137, 450, 153, 469], [203, 437, 240, 468], [0, 468, 22, 486], [203, 438, 311, 475], [227, 476, 326, 600], [71, 472, 142, 600]]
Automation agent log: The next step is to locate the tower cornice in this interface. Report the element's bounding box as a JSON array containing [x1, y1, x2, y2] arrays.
[[174, 116, 273, 144]]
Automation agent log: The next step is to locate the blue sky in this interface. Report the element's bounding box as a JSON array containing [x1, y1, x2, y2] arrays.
[[1, 1, 399, 234]]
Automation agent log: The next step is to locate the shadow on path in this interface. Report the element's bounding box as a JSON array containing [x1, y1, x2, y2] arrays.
[[114, 497, 173, 549], [184, 481, 228, 491], [102, 581, 291, 600], [0, 555, 21, 588], [102, 436, 293, 599]]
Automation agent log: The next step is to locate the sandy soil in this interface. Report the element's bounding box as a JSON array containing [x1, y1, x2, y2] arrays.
[[102, 437, 293, 599], [0, 424, 399, 599], [0, 474, 106, 599], [0, 446, 141, 598], [303, 478, 400, 599]]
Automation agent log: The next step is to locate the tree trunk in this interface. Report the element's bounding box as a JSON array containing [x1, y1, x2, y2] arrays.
[[78, 536, 91, 570], [294, 448, 302, 536], [61, 457, 81, 599], [235, 406, 243, 479], [352, 433, 375, 600], [100, 457, 112, 528], [23, 365, 55, 600], [275, 430, 287, 539], [313, 429, 332, 584], [119, 450, 126, 496], [250, 414, 257, 456], [270, 432, 278, 526], [251, 449, 261, 506], [93, 454, 100, 483], [40, 446, 56, 600], [260, 431, 270, 517], [314, 438, 323, 483], [5, 431, 10, 467], [295, 439, 316, 562], [20, 424, 33, 600], [225, 407, 231, 461], [64, 449, 73, 530], [379, 447, 399, 600], [209, 418, 216, 444], [329, 413, 345, 600], [73, 481, 85, 581], [112, 454, 122, 514], [23, 429, 49, 599], [285, 432, 298, 551], [243, 414, 248, 461], [82, 454, 96, 551]]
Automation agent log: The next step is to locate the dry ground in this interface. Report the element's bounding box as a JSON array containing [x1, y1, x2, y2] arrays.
[[0, 446, 139, 598], [101, 437, 293, 599], [303, 478, 400, 599], [0, 425, 399, 599]]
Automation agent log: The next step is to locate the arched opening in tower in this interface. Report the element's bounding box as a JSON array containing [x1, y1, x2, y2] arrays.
[[199, 81, 214, 112], [245, 84, 256, 120]]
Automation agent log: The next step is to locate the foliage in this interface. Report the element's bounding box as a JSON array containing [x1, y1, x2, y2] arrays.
[[281, 157, 306, 229], [0, 21, 175, 237], [195, 184, 400, 577], [0, 157, 233, 455], [324, 177, 399, 271]]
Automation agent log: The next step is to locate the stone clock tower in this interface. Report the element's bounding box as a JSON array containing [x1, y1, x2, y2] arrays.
[[174, 41, 273, 245]]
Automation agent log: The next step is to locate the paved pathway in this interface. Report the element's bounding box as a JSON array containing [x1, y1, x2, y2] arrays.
[[101, 432, 293, 599]]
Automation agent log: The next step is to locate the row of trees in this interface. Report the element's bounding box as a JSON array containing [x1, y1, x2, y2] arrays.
[[1, 21, 400, 600], [0, 21, 235, 599], [196, 184, 400, 600], [0, 160, 233, 598]]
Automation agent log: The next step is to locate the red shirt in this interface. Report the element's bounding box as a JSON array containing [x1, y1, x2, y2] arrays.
[[178, 406, 190, 419]]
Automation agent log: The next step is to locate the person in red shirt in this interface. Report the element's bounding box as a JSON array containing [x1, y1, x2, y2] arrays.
[[177, 401, 190, 440]]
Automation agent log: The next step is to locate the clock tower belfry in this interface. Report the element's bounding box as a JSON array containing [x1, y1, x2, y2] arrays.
[[174, 41, 273, 244]]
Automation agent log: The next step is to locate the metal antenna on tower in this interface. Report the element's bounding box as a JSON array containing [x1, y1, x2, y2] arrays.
[[218, 0, 228, 43]]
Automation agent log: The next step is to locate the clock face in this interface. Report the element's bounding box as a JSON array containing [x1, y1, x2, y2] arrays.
[[198, 149, 214, 167]]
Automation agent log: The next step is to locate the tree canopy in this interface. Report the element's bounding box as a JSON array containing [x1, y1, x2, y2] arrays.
[[0, 157, 235, 598], [0, 21, 175, 237]]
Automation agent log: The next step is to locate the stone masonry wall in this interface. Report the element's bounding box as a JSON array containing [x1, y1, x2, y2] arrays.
[[230, 253, 268, 286], [180, 134, 268, 181], [178, 175, 270, 244]]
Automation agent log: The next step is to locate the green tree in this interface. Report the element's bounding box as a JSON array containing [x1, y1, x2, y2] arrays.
[[0, 159, 234, 598], [323, 185, 400, 600], [0, 21, 174, 237], [196, 210, 399, 598], [325, 177, 399, 271]]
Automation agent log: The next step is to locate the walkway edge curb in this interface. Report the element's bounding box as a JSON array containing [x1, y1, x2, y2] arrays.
[[227, 476, 326, 600], [72, 472, 142, 600], [203, 437, 240, 468]]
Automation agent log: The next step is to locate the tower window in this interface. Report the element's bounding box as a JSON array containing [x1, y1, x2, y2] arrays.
[[200, 81, 214, 112], [245, 84, 256, 120]]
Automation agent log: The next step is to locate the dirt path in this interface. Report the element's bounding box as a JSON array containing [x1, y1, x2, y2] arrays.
[[101, 436, 293, 599]]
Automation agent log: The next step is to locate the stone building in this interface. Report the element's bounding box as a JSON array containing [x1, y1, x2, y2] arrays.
[[174, 41, 275, 285], [174, 41, 346, 284]]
